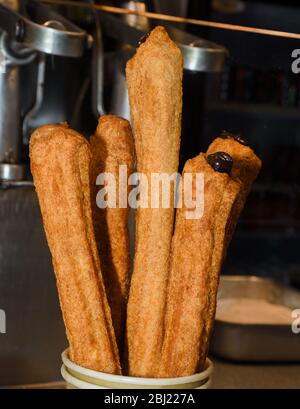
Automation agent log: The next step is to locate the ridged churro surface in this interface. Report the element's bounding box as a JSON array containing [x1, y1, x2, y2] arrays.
[[126, 26, 183, 377], [198, 137, 261, 366], [207, 136, 261, 243], [159, 154, 240, 377], [30, 123, 121, 374], [90, 115, 135, 354]]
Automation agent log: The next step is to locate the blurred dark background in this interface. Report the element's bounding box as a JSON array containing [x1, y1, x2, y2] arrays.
[[169, 0, 300, 286], [30, 0, 300, 285]]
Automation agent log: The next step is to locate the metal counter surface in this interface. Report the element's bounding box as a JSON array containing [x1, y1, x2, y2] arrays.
[[4, 361, 300, 388], [211, 358, 300, 389]]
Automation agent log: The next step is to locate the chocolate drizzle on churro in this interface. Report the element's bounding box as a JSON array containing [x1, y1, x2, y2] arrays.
[[220, 130, 248, 146], [207, 151, 233, 174]]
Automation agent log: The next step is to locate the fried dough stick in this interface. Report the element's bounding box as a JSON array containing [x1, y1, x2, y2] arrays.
[[90, 115, 135, 353], [207, 133, 262, 244], [160, 153, 240, 377], [30, 123, 121, 374], [126, 26, 183, 377], [198, 133, 262, 366]]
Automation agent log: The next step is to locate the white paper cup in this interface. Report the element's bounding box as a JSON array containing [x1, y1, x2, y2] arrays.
[[61, 349, 213, 389]]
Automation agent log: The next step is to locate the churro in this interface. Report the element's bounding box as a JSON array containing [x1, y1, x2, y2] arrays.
[[160, 153, 241, 377], [207, 131, 262, 244], [197, 134, 262, 367], [90, 115, 135, 353], [30, 123, 121, 374], [126, 26, 183, 377]]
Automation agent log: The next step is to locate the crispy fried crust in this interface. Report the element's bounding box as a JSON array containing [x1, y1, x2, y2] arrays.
[[126, 26, 183, 377], [90, 115, 135, 353], [159, 154, 241, 377], [30, 123, 121, 374], [207, 137, 262, 244], [199, 137, 261, 366]]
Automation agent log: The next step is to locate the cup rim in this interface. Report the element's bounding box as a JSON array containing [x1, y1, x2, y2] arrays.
[[62, 349, 213, 386], [61, 364, 212, 389], [61, 365, 103, 389]]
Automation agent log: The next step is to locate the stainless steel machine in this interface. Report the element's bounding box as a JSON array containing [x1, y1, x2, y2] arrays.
[[0, 0, 227, 386], [0, 0, 88, 387]]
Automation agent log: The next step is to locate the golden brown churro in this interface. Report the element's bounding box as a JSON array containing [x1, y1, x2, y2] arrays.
[[126, 26, 183, 377], [160, 153, 240, 377], [30, 123, 121, 374], [207, 132, 262, 245], [90, 115, 135, 353], [196, 135, 262, 368]]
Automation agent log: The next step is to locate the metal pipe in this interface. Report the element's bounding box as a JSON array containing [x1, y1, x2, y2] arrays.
[[0, 42, 20, 164]]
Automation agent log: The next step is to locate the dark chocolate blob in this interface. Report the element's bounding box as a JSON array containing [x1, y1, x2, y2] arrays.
[[220, 130, 248, 146], [207, 151, 233, 174], [137, 30, 151, 48]]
